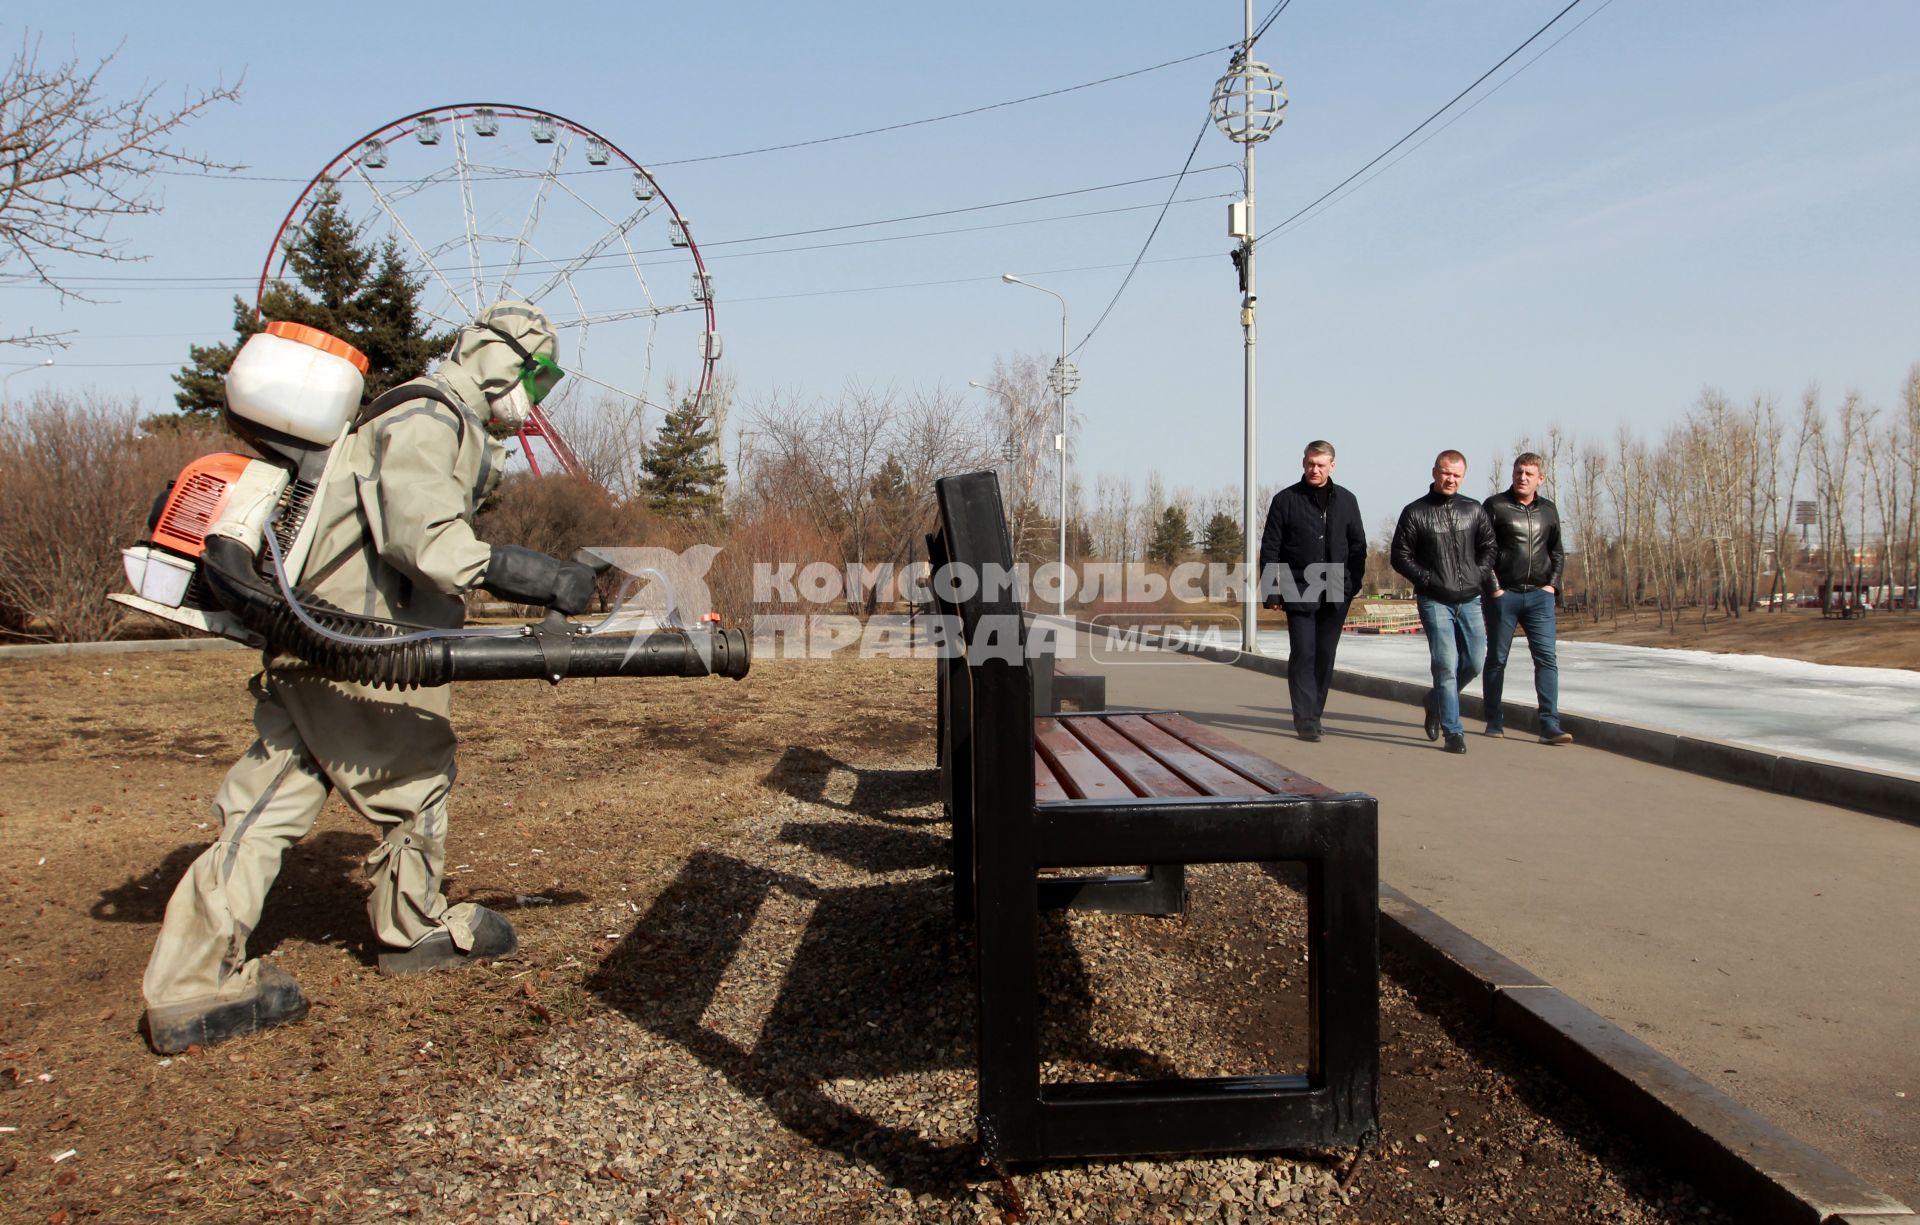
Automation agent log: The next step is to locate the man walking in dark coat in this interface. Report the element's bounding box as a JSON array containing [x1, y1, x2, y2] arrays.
[[1260, 440, 1368, 741]]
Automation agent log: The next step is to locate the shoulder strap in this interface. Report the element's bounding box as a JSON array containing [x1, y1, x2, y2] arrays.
[[354, 379, 469, 430]]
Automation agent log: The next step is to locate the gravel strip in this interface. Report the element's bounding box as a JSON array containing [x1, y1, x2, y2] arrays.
[[380, 756, 1732, 1224]]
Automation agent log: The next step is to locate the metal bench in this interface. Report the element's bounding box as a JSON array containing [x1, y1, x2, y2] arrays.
[[932, 469, 1380, 1163], [931, 524, 1186, 921]]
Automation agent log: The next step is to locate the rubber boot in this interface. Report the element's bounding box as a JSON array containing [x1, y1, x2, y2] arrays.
[[144, 962, 309, 1055], [377, 906, 519, 977]]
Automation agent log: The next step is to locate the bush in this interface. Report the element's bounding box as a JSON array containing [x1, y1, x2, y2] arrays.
[[475, 471, 659, 558], [0, 394, 235, 643]]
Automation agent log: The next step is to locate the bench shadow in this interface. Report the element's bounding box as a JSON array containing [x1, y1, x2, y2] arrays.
[[587, 752, 1166, 1197], [762, 745, 940, 825], [777, 820, 947, 874]]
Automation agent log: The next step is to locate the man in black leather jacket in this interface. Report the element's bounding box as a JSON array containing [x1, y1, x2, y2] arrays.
[[1259, 440, 1367, 741], [1390, 450, 1496, 754], [1482, 453, 1573, 744]]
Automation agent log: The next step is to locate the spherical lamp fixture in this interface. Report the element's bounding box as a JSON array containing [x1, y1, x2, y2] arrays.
[[1210, 59, 1287, 145]]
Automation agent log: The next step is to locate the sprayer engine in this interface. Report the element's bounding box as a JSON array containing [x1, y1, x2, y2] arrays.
[[116, 452, 302, 647]]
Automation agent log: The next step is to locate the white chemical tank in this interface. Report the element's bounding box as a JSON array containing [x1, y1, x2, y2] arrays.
[[224, 321, 369, 444]]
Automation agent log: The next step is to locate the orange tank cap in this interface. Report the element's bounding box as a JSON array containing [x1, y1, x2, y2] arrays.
[[263, 320, 370, 373]]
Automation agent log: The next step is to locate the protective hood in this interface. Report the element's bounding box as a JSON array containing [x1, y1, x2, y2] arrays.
[[447, 300, 560, 405]]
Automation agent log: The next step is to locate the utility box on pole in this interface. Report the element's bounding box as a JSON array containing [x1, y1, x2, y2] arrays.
[[1228, 200, 1251, 239]]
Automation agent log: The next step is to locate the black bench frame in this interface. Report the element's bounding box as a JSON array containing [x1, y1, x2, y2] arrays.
[[931, 470, 1379, 1163], [931, 531, 1187, 923]]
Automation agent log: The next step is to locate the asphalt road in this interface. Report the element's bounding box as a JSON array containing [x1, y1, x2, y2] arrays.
[[1063, 643, 1920, 1208]]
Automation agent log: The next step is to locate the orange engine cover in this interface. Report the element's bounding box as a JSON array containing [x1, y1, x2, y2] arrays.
[[150, 452, 257, 558]]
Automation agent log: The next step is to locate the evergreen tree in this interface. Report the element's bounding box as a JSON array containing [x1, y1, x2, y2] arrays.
[[641, 396, 727, 519], [169, 184, 454, 419], [1146, 504, 1192, 565], [865, 454, 914, 558], [1200, 510, 1245, 563]]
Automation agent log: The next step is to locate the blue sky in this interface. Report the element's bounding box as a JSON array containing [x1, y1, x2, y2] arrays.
[[5, 1, 1918, 527]]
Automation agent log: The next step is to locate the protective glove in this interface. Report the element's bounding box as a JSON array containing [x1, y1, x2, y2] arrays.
[[482, 544, 597, 615]]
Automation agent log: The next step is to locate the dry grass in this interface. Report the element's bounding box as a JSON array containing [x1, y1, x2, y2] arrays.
[[0, 651, 928, 1220], [1554, 605, 1920, 670]]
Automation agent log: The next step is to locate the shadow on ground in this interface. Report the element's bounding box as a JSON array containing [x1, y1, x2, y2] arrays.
[[585, 746, 1162, 1198]]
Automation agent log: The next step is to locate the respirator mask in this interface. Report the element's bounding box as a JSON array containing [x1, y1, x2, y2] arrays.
[[480, 323, 565, 436]]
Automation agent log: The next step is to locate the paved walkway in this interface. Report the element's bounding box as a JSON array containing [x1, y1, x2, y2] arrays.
[[1057, 641, 1920, 1206], [1254, 629, 1920, 777]]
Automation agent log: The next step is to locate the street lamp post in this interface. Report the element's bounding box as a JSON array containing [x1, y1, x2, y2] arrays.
[[1210, 2, 1287, 653], [2, 357, 55, 423], [1000, 274, 1079, 619]]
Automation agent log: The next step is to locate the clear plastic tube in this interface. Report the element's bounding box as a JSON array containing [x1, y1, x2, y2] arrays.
[[260, 518, 676, 646]]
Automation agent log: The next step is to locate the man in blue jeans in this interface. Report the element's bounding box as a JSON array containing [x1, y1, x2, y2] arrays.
[[1390, 450, 1496, 754], [1482, 453, 1573, 744]]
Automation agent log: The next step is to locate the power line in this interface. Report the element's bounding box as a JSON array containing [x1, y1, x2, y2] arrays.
[[152, 44, 1237, 184], [648, 44, 1238, 167], [1251, 0, 1293, 46], [1064, 0, 1297, 356], [699, 193, 1234, 266], [3, 165, 1236, 288], [1257, 0, 1589, 242], [696, 166, 1236, 250], [1, 359, 178, 369], [1271, 0, 1621, 238], [721, 250, 1223, 307], [0, 192, 1236, 296], [1070, 116, 1215, 356]]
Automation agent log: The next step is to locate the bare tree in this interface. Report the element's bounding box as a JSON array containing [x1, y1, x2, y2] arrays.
[[1747, 394, 1784, 610], [866, 384, 991, 581], [1091, 472, 1138, 563], [977, 353, 1059, 557], [1560, 441, 1607, 619], [1902, 366, 1920, 610], [560, 391, 651, 500], [747, 381, 994, 615], [2, 34, 242, 345]]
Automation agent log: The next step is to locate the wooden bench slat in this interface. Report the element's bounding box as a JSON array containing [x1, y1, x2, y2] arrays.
[[1105, 715, 1269, 798], [1035, 717, 1138, 800], [1067, 716, 1202, 799], [1035, 752, 1069, 803], [1146, 713, 1337, 797]]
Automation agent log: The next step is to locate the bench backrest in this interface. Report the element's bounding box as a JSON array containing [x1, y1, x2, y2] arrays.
[[933, 471, 1038, 825]]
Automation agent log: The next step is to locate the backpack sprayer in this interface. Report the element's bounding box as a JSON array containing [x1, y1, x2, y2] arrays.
[[111, 322, 748, 687]]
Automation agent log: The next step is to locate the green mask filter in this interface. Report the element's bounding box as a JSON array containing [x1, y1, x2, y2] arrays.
[[483, 323, 565, 405], [520, 352, 564, 405]]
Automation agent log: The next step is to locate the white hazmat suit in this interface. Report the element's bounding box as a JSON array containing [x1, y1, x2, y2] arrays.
[[143, 302, 590, 1054]]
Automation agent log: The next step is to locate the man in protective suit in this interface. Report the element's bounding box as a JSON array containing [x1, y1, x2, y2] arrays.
[[142, 301, 596, 1054]]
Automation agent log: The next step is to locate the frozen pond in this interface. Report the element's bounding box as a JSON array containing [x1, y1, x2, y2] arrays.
[[1249, 629, 1920, 778]]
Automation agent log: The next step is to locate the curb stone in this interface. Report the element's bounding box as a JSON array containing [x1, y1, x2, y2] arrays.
[[0, 637, 248, 659], [1378, 883, 1912, 1225]]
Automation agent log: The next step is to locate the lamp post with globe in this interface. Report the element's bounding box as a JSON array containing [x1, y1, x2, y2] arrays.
[[1211, 5, 1287, 652], [1000, 274, 1078, 618]]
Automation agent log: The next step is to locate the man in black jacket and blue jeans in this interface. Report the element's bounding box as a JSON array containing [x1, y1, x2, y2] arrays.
[[1391, 449, 1497, 754], [1482, 453, 1573, 744], [1260, 440, 1367, 741]]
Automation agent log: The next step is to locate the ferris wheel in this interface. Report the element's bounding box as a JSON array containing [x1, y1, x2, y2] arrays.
[[256, 103, 720, 479]]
